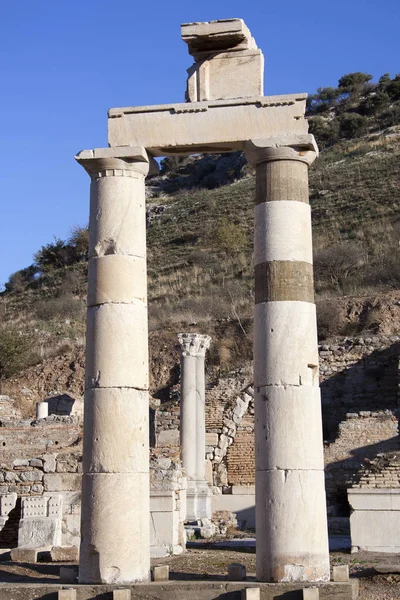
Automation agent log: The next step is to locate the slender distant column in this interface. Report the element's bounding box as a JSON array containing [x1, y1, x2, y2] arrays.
[[195, 336, 211, 483], [178, 334, 198, 486], [178, 333, 211, 520], [245, 136, 330, 583], [75, 147, 157, 584]]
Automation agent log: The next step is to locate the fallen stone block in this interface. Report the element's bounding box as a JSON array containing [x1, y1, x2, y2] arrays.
[[375, 564, 400, 573], [241, 587, 260, 600], [152, 565, 169, 582], [303, 588, 319, 600], [11, 547, 39, 563], [332, 564, 349, 582], [59, 566, 78, 583], [113, 589, 131, 599], [228, 562, 246, 581], [51, 546, 79, 562], [58, 590, 76, 600]]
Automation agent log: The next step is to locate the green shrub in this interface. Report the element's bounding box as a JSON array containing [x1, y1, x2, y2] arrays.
[[338, 113, 368, 139], [211, 219, 247, 252], [0, 325, 37, 391]]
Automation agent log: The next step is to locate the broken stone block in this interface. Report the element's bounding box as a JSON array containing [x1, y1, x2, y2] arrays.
[[332, 564, 349, 582], [241, 589, 260, 600], [152, 565, 169, 581], [58, 590, 76, 600], [18, 496, 62, 549], [11, 547, 39, 563], [113, 590, 131, 599], [51, 546, 79, 562], [181, 19, 263, 102], [228, 562, 246, 581]]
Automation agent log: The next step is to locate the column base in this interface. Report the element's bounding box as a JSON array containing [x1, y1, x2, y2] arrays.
[[186, 481, 212, 521]]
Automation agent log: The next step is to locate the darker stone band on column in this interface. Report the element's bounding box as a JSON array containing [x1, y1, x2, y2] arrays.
[[255, 161, 310, 205], [255, 261, 314, 303]]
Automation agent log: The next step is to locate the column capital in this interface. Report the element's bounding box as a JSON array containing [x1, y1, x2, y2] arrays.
[[178, 333, 211, 358], [75, 146, 159, 178], [244, 134, 318, 167]]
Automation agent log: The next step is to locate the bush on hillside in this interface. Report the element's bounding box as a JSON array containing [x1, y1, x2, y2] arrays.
[[212, 219, 247, 252], [5, 265, 39, 293], [0, 325, 37, 392], [338, 113, 368, 139], [314, 243, 366, 294]]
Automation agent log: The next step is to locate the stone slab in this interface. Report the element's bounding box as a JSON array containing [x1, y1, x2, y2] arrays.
[[18, 518, 62, 549], [348, 488, 400, 510], [51, 546, 79, 562], [350, 509, 400, 551], [58, 590, 77, 600], [10, 547, 39, 563], [108, 96, 308, 156], [0, 581, 359, 600], [152, 565, 169, 582], [212, 493, 255, 528], [242, 589, 260, 600], [332, 566, 349, 583]]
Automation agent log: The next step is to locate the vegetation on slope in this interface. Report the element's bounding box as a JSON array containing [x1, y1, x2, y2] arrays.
[[1, 72, 400, 383]]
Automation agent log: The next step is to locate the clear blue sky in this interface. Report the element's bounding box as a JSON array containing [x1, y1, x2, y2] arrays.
[[1, 0, 399, 285]]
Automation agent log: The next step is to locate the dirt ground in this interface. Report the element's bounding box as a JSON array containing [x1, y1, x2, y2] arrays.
[[0, 548, 399, 599]]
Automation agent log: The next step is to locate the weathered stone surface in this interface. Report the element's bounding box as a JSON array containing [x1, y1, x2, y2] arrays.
[[157, 429, 179, 447], [80, 473, 150, 584], [44, 473, 81, 492], [152, 565, 169, 582], [186, 50, 263, 102], [228, 563, 246, 581], [108, 97, 308, 156], [254, 301, 318, 387], [254, 386, 324, 471], [87, 255, 147, 307], [241, 589, 260, 600], [10, 547, 39, 563], [181, 19, 256, 56], [256, 470, 329, 582], [51, 545, 79, 562], [332, 565, 349, 582], [113, 590, 131, 600], [303, 589, 319, 600], [58, 590, 77, 600], [83, 388, 149, 474], [85, 303, 148, 391]]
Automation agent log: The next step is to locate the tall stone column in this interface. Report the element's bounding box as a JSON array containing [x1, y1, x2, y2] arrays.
[[75, 147, 156, 584], [245, 136, 330, 583], [178, 333, 212, 520]]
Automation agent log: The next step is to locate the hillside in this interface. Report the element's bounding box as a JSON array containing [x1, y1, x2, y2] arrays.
[[1, 71, 400, 407]]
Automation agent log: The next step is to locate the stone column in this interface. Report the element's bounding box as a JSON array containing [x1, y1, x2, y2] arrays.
[[245, 136, 330, 583], [75, 147, 157, 584], [178, 333, 212, 520]]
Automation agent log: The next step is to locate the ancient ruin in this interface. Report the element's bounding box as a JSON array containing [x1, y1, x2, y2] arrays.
[[178, 333, 212, 522], [75, 18, 330, 585], [5, 16, 400, 600]]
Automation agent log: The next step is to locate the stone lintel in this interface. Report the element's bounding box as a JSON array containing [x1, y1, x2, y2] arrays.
[[178, 333, 211, 358], [244, 135, 318, 167], [108, 95, 308, 156], [75, 146, 159, 176]]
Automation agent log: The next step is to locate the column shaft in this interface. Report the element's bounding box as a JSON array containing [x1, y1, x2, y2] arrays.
[[178, 333, 212, 521], [75, 148, 152, 584], [180, 354, 197, 483], [245, 138, 330, 583], [195, 355, 206, 482]]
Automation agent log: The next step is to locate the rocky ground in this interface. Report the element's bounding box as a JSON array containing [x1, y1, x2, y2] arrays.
[[0, 549, 399, 599]]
